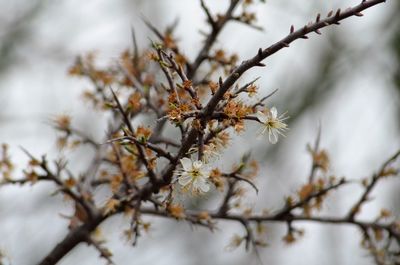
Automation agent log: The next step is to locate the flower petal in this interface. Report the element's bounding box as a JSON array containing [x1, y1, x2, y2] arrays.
[[270, 107, 278, 119], [202, 169, 211, 178], [193, 177, 210, 193], [178, 174, 192, 186], [193, 160, 203, 170], [256, 111, 268, 123], [199, 181, 210, 193], [201, 164, 210, 176], [180, 158, 192, 171], [269, 130, 278, 144]]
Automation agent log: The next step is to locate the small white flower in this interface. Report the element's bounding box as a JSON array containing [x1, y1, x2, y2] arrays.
[[177, 157, 211, 194], [202, 143, 221, 163], [256, 106, 289, 144]]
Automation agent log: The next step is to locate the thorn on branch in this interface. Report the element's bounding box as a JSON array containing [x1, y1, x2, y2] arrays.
[[335, 9, 342, 19], [218, 76, 223, 87], [252, 88, 278, 108], [225, 174, 259, 194], [166, 17, 180, 35], [141, 15, 164, 41], [131, 27, 139, 67]]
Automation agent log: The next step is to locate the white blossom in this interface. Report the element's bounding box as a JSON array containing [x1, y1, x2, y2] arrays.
[[256, 106, 289, 144], [176, 158, 211, 194]]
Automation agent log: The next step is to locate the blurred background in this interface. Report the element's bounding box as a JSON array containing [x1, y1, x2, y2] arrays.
[[0, 0, 399, 264]]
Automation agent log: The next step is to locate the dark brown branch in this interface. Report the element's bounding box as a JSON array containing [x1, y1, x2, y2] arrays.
[[38, 213, 105, 265], [158, 111, 260, 123], [139, 208, 400, 244]]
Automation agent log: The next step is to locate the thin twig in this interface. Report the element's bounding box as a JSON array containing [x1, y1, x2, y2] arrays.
[[188, 0, 241, 79], [348, 149, 400, 220], [308, 123, 322, 183]]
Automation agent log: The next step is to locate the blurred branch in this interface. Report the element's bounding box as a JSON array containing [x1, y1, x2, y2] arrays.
[[0, 1, 45, 74]]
